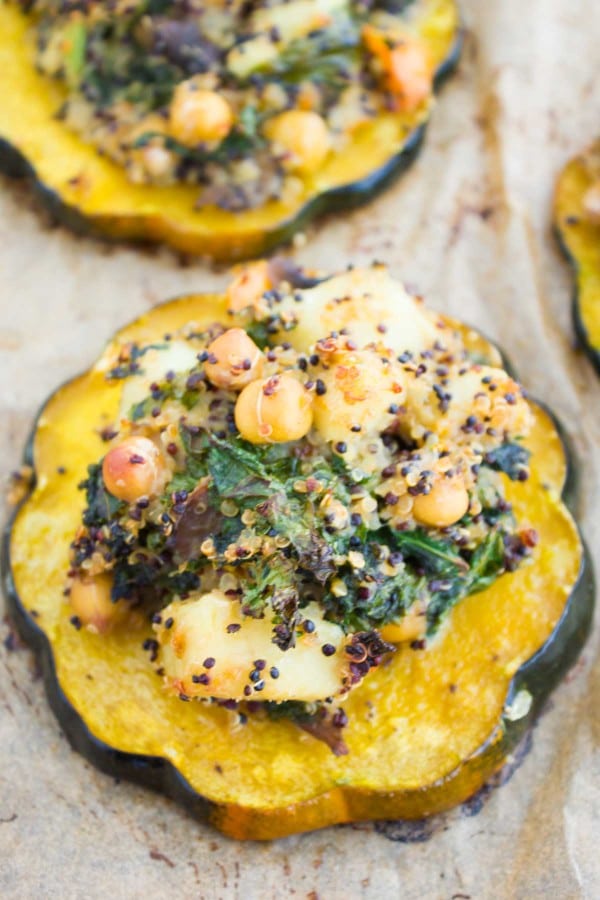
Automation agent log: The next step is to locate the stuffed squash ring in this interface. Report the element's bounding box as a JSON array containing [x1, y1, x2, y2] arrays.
[[554, 138, 600, 375], [0, 0, 461, 260], [4, 262, 593, 839]]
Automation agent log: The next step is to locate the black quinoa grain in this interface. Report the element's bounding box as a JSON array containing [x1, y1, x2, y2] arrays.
[[332, 709, 348, 728]]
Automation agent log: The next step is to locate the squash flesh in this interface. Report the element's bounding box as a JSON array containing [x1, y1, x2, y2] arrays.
[[554, 147, 600, 371], [0, 0, 460, 260], [8, 294, 584, 838]]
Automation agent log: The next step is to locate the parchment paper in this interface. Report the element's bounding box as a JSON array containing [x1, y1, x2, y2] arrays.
[[1, 1, 599, 897]]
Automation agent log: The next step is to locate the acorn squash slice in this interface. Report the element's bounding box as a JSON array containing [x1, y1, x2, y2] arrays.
[[0, 0, 461, 261], [554, 140, 600, 375], [2, 290, 593, 841]]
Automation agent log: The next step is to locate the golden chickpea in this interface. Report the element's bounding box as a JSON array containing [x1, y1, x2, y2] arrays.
[[412, 475, 469, 529], [169, 80, 233, 146], [235, 374, 313, 444], [102, 435, 164, 503], [70, 573, 127, 634], [266, 110, 332, 174], [380, 603, 426, 644], [204, 328, 264, 391], [226, 261, 272, 313]]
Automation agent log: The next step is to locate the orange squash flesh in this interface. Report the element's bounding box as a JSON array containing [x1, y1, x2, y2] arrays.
[[3, 292, 593, 840]]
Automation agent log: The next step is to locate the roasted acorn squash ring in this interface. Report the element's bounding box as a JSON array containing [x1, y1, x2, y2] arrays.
[[0, 0, 462, 261], [2, 290, 594, 840], [554, 143, 600, 375]]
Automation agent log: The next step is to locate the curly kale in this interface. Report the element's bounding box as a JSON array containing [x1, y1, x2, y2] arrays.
[[75, 423, 522, 639]]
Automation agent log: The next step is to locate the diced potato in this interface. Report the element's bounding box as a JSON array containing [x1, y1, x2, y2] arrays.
[[268, 267, 443, 355], [155, 592, 351, 703], [401, 366, 532, 445], [312, 345, 406, 462], [115, 341, 199, 420]]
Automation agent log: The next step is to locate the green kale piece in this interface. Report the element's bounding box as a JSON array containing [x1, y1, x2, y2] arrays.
[[466, 530, 506, 594], [244, 320, 272, 350], [392, 530, 468, 576], [263, 700, 319, 723], [206, 435, 337, 582], [206, 436, 272, 501], [424, 529, 508, 631], [484, 443, 531, 480], [79, 463, 124, 527], [321, 545, 423, 633]]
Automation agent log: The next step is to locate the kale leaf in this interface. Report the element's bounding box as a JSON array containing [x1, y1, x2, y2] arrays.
[[391, 530, 468, 576], [206, 436, 272, 500], [79, 463, 124, 526], [484, 443, 530, 480], [466, 530, 506, 594]]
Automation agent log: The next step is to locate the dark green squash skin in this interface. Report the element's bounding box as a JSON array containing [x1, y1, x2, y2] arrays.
[[554, 226, 600, 377], [1, 321, 594, 838], [0, 31, 463, 260]]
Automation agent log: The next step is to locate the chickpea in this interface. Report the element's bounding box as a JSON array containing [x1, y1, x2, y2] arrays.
[[204, 328, 264, 391], [70, 573, 127, 634], [412, 475, 469, 529], [102, 435, 164, 503], [235, 374, 313, 444], [380, 603, 426, 644], [226, 261, 272, 313], [266, 110, 332, 174], [169, 79, 233, 146]]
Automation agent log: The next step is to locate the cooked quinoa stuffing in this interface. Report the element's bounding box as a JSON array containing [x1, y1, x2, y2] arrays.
[[67, 262, 537, 752], [20, 0, 435, 210]]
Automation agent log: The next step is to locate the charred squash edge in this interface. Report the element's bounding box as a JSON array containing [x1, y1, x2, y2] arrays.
[[554, 156, 600, 376], [0, 8, 463, 261], [1, 308, 594, 841]]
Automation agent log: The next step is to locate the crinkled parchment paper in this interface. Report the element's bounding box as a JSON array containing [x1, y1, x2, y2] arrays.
[[0, 1, 599, 897]]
